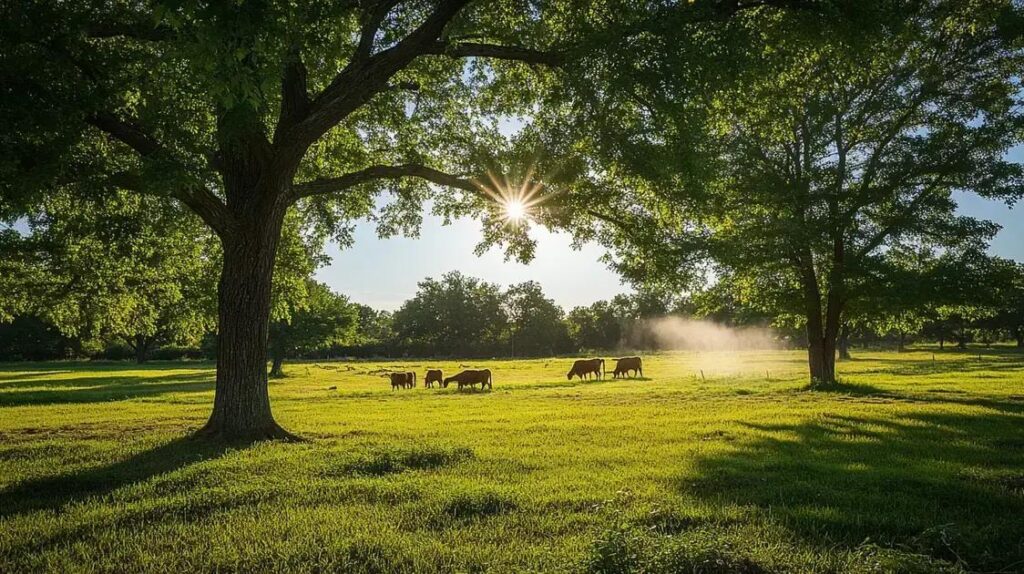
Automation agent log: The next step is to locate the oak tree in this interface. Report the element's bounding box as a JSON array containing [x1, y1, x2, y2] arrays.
[[2, 0, 566, 438]]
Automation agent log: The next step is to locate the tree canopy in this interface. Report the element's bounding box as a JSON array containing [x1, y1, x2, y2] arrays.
[[538, 0, 1024, 384], [269, 279, 358, 377], [392, 271, 508, 357], [0, 192, 218, 362], [1, 0, 578, 438]]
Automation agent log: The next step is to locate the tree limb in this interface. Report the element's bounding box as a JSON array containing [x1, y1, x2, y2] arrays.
[[291, 163, 482, 200], [84, 20, 172, 41], [354, 0, 402, 62], [423, 41, 565, 66], [276, 45, 310, 134], [87, 112, 162, 157], [855, 180, 945, 259], [87, 113, 231, 235], [281, 0, 471, 153]]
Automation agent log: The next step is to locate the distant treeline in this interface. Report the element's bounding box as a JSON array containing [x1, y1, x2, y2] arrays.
[[2, 269, 1022, 363]]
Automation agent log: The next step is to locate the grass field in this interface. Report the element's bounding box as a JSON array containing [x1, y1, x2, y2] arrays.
[[1, 349, 1022, 573]]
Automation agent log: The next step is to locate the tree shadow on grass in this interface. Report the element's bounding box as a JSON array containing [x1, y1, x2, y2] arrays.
[[810, 382, 1024, 416], [0, 372, 214, 406], [679, 411, 1024, 571], [859, 352, 1024, 377], [0, 435, 247, 520], [0, 360, 213, 377]]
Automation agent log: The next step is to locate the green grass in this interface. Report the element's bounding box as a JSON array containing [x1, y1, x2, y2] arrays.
[[1, 349, 1022, 573]]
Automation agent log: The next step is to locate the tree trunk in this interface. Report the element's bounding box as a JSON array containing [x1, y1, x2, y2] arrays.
[[199, 214, 294, 441], [135, 340, 148, 364], [837, 325, 851, 361], [802, 282, 838, 386], [897, 330, 906, 353], [269, 352, 285, 378], [1015, 326, 1023, 349], [800, 255, 841, 387], [807, 331, 837, 385]]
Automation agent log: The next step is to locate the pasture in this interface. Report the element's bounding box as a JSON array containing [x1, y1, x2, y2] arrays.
[[1, 349, 1022, 573]]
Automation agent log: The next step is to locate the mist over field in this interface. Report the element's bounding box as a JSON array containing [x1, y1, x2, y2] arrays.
[[629, 317, 781, 352]]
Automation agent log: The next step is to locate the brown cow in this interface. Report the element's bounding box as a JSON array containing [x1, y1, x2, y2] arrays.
[[424, 369, 443, 388], [567, 358, 604, 380], [443, 369, 492, 390], [387, 372, 410, 390], [405, 371, 416, 389], [612, 357, 643, 379]]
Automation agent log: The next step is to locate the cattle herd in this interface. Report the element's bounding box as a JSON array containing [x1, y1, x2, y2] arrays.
[[384, 356, 643, 390]]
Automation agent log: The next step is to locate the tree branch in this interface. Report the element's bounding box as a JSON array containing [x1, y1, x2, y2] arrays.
[[84, 20, 172, 41], [354, 0, 401, 62], [855, 180, 945, 259], [107, 171, 231, 237], [88, 113, 231, 235], [280, 0, 471, 153], [273, 45, 311, 140], [291, 163, 482, 200], [423, 41, 565, 66], [87, 112, 162, 157]]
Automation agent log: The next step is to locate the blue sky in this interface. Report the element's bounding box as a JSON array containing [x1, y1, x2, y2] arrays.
[[318, 121, 1023, 311], [315, 210, 629, 311], [318, 187, 1023, 313]]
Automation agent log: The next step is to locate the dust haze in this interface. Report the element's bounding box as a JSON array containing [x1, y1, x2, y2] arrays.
[[628, 317, 781, 351]]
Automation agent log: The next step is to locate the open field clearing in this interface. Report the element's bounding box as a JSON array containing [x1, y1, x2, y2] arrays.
[[1, 349, 1023, 573]]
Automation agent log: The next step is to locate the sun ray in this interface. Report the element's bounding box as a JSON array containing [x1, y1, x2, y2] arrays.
[[477, 162, 549, 226]]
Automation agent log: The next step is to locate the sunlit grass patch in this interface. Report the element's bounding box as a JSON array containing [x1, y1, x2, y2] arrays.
[[0, 348, 1022, 572]]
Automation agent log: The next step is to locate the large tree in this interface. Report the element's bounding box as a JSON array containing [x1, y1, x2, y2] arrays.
[[1, 192, 218, 363], [391, 271, 508, 357], [989, 261, 1024, 348], [1, 0, 582, 438], [505, 281, 570, 357], [541, 1, 1024, 385], [268, 280, 358, 377]]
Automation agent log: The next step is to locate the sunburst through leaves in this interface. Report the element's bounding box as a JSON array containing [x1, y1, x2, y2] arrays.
[[477, 164, 546, 226]]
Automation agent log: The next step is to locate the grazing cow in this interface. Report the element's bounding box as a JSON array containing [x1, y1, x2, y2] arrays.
[[424, 369, 443, 388], [405, 371, 416, 389], [443, 369, 492, 390], [612, 357, 643, 379], [387, 372, 410, 390], [567, 358, 604, 380]]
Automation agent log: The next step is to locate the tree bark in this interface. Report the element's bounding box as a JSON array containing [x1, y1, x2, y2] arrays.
[[799, 252, 841, 387], [802, 278, 838, 386], [807, 330, 838, 385], [837, 325, 851, 361], [269, 353, 285, 378], [129, 334, 151, 364], [198, 212, 295, 441], [135, 339, 149, 364], [956, 325, 968, 350]]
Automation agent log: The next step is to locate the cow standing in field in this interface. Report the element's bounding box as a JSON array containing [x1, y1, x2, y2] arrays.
[[443, 369, 492, 390], [567, 358, 604, 380], [424, 369, 443, 388], [612, 357, 643, 379], [387, 372, 416, 390], [388, 372, 409, 390]]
